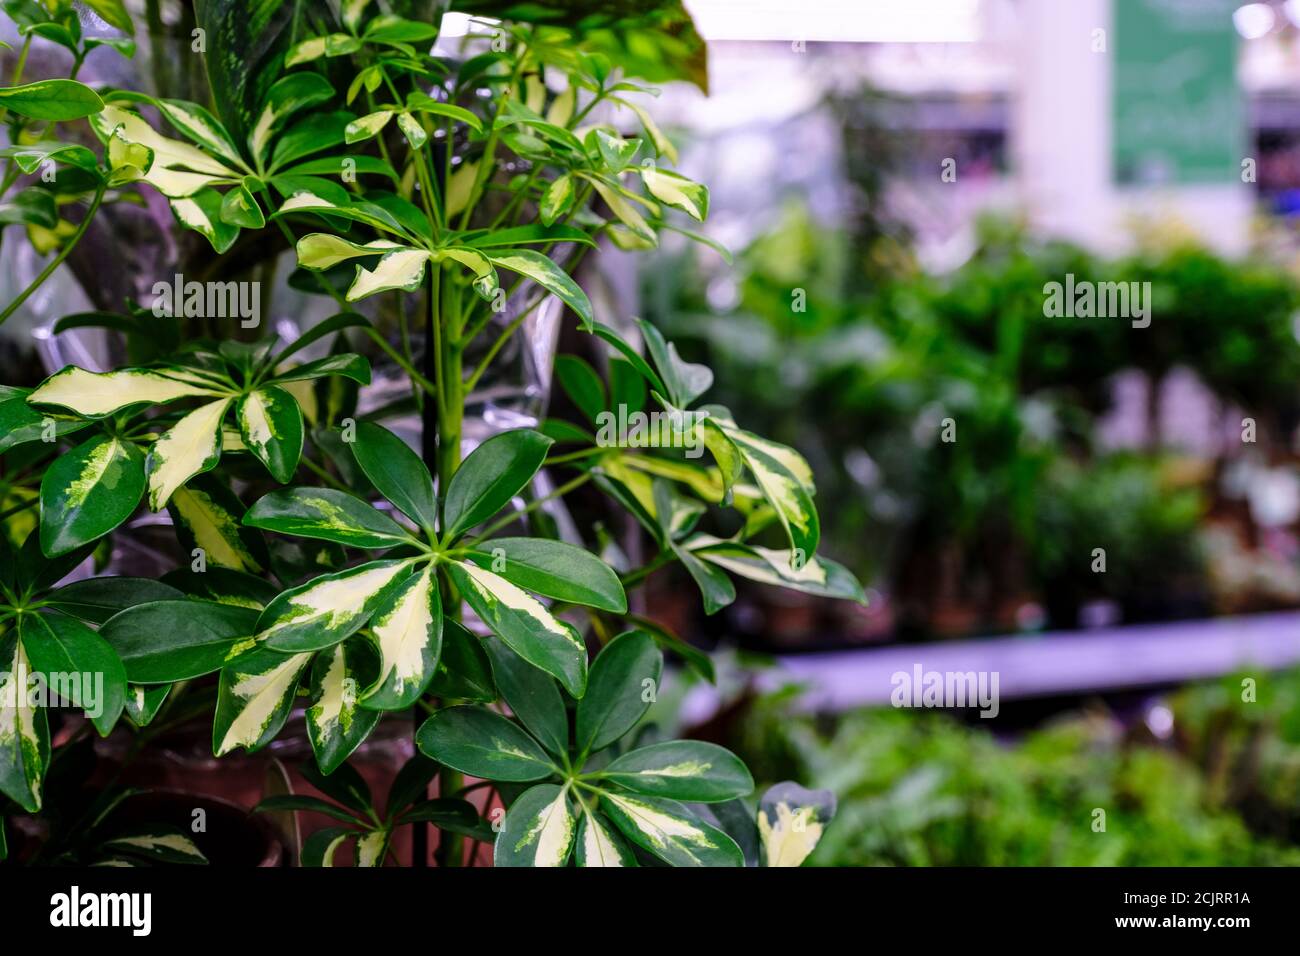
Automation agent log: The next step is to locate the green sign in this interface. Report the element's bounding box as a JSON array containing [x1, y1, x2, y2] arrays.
[[1112, 0, 1242, 185]]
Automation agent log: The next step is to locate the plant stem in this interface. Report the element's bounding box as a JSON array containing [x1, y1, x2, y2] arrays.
[[0, 185, 104, 328]]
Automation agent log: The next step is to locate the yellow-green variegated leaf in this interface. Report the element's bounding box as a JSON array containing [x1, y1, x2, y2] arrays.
[[494, 784, 576, 867], [154, 98, 245, 168], [639, 167, 708, 221], [256, 559, 415, 653], [307, 638, 381, 774], [600, 792, 743, 867], [346, 249, 430, 301], [539, 174, 574, 226], [92, 105, 237, 178], [446, 560, 587, 698], [286, 33, 361, 67], [295, 233, 405, 270], [146, 398, 231, 510], [362, 564, 442, 710], [170, 188, 241, 254], [437, 246, 499, 300], [168, 477, 265, 573], [102, 830, 208, 865], [237, 385, 304, 484], [28, 366, 224, 418], [757, 782, 836, 867], [302, 826, 353, 867], [621, 99, 677, 164], [0, 635, 48, 813], [249, 73, 335, 163], [355, 828, 389, 867], [712, 418, 819, 564], [395, 111, 427, 149], [575, 808, 636, 867], [689, 536, 865, 603], [588, 178, 656, 243], [213, 646, 313, 756], [344, 110, 394, 144]]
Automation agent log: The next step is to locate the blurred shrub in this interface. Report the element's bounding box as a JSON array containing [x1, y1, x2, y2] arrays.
[[733, 697, 1300, 866]]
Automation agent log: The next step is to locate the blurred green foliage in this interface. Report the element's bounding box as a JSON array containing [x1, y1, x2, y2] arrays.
[[644, 207, 1300, 631], [730, 671, 1300, 866]]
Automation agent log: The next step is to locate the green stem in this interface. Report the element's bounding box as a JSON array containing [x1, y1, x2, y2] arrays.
[[0, 185, 103, 328]]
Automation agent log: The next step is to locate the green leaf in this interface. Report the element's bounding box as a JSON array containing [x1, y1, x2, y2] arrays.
[[405, 92, 483, 133], [301, 826, 354, 867], [639, 167, 708, 220], [168, 475, 268, 573], [195, 0, 299, 147], [493, 783, 575, 867], [274, 312, 370, 364], [219, 183, 265, 228], [0, 79, 103, 120], [84, 0, 136, 36], [574, 808, 637, 867], [44, 577, 183, 625], [256, 559, 417, 652], [555, 354, 606, 425], [213, 645, 314, 756], [153, 98, 243, 166], [0, 187, 57, 229], [601, 792, 743, 867], [361, 564, 442, 711], [483, 635, 567, 758], [464, 537, 626, 613], [249, 72, 335, 163], [169, 188, 242, 254], [638, 318, 711, 407], [593, 128, 639, 172], [271, 353, 371, 385], [146, 398, 231, 510], [244, 487, 415, 549], [39, 433, 146, 557], [19, 611, 126, 735], [575, 630, 661, 757], [539, 174, 574, 226], [100, 600, 260, 682], [690, 537, 865, 602], [672, 538, 735, 615], [758, 782, 836, 867], [236, 385, 304, 483], [255, 794, 360, 825], [0, 634, 48, 812], [486, 249, 595, 331], [463, 223, 594, 249], [365, 14, 439, 44], [270, 110, 353, 171], [602, 740, 753, 802], [28, 366, 223, 418], [427, 620, 496, 702], [278, 154, 397, 181], [591, 322, 668, 396], [123, 684, 171, 728], [443, 429, 553, 540], [308, 638, 381, 774], [160, 566, 279, 609], [351, 422, 437, 532], [301, 760, 372, 813], [0, 398, 88, 453], [416, 706, 556, 782], [447, 560, 587, 698]]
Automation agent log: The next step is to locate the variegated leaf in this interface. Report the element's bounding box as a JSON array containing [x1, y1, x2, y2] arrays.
[[494, 784, 575, 867], [639, 167, 708, 220], [346, 249, 431, 301], [213, 646, 313, 756], [447, 560, 587, 698], [236, 385, 304, 483], [39, 433, 146, 556], [355, 828, 389, 867], [600, 792, 743, 867], [296, 233, 405, 269], [170, 188, 241, 254], [146, 398, 231, 510], [307, 638, 380, 774], [256, 559, 416, 653], [575, 808, 636, 867], [415, 706, 556, 782], [0, 634, 48, 812], [758, 782, 836, 867], [28, 366, 223, 418], [168, 476, 266, 573], [689, 536, 865, 602], [601, 740, 753, 802], [362, 564, 442, 710]]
